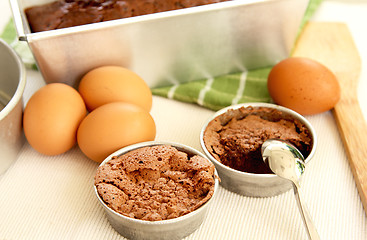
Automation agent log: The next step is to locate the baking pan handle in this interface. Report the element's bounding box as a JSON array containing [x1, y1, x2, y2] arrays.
[[9, 0, 27, 41]]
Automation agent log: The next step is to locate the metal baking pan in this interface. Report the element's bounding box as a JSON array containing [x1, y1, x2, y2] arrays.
[[10, 0, 309, 88]]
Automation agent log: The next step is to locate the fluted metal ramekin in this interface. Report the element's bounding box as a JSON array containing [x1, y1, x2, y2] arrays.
[[94, 141, 219, 240]]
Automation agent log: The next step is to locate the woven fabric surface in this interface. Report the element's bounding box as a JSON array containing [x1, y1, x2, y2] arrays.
[[1, 1, 367, 240]]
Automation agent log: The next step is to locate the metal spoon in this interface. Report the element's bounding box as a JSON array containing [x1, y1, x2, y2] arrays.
[[261, 139, 320, 240]]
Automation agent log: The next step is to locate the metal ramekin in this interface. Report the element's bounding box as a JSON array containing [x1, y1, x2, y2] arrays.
[[0, 39, 26, 175], [200, 102, 317, 197], [94, 141, 219, 240]]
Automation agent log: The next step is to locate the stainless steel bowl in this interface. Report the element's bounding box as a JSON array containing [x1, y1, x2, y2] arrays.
[[200, 102, 317, 197], [0, 39, 26, 175], [94, 141, 219, 240]]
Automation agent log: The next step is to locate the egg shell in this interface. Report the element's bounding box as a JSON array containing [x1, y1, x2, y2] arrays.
[[77, 102, 156, 163], [78, 66, 152, 112], [267, 57, 341, 115], [23, 83, 87, 155]]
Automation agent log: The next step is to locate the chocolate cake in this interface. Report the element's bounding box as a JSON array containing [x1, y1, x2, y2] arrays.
[[203, 106, 313, 174], [94, 145, 216, 221], [25, 0, 230, 33]]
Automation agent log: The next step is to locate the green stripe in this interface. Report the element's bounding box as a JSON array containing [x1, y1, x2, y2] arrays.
[[210, 74, 241, 94], [242, 67, 271, 100], [203, 73, 240, 109], [150, 86, 171, 98], [172, 80, 205, 103]]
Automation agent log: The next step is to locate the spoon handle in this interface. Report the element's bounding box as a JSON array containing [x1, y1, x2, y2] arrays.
[[292, 183, 320, 240]]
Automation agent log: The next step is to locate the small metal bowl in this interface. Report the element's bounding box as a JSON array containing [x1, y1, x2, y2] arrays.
[[94, 141, 219, 240], [0, 39, 26, 175], [200, 102, 317, 197]]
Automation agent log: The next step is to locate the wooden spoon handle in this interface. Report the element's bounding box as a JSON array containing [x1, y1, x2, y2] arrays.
[[333, 95, 367, 212], [292, 22, 367, 215]]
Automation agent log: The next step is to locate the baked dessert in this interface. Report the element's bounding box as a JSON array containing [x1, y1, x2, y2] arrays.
[[25, 0, 230, 33], [94, 144, 216, 221], [203, 106, 313, 174]]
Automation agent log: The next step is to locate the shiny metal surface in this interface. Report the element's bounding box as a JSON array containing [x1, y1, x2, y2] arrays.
[[262, 139, 305, 183], [94, 141, 219, 240], [200, 102, 317, 197], [0, 39, 26, 175], [10, 0, 309, 88], [262, 139, 320, 239]]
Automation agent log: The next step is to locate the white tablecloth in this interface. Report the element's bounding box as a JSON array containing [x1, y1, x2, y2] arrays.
[[0, 0, 366, 239]]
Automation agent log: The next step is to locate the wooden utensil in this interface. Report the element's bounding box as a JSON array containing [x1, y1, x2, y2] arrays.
[[291, 22, 367, 215]]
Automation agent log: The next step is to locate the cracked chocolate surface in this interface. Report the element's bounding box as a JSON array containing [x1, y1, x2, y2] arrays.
[[25, 0, 230, 32], [95, 145, 215, 221], [203, 106, 312, 174]]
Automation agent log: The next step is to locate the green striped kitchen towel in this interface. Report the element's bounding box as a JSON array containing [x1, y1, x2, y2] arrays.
[[1, 0, 322, 111]]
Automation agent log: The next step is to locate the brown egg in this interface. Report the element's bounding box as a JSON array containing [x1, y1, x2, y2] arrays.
[[77, 102, 156, 163], [267, 57, 341, 115], [78, 66, 152, 112], [23, 83, 87, 155]]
